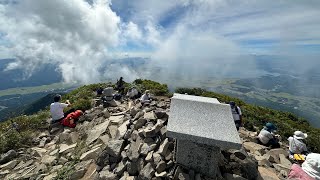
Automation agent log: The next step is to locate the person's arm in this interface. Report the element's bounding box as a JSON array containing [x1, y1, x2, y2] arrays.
[[65, 100, 72, 107]]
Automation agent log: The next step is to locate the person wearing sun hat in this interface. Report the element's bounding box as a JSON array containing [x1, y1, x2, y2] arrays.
[[288, 153, 320, 180], [288, 131, 308, 159]]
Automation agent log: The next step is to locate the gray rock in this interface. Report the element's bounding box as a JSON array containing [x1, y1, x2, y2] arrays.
[[134, 111, 145, 120], [134, 118, 147, 130], [140, 143, 150, 156], [243, 142, 267, 155], [155, 171, 168, 178], [156, 160, 166, 173], [105, 140, 125, 158], [158, 138, 169, 156], [143, 126, 157, 138], [153, 152, 163, 164], [139, 163, 155, 180], [39, 137, 47, 148], [100, 170, 118, 180], [86, 120, 110, 145], [113, 161, 126, 176], [266, 149, 289, 164], [80, 146, 102, 161], [41, 155, 57, 166], [127, 139, 142, 162], [0, 160, 17, 170], [144, 111, 157, 120], [0, 150, 18, 164], [145, 151, 153, 162], [279, 154, 292, 168]]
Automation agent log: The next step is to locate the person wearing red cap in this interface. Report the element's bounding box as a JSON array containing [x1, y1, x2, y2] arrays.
[[61, 110, 83, 128]]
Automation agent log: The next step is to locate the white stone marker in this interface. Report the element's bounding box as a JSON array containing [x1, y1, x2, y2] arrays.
[[167, 93, 242, 177]]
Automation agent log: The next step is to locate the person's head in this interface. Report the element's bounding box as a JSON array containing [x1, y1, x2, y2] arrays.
[[54, 94, 62, 102], [229, 101, 236, 108], [120, 77, 123, 80], [145, 90, 150, 95], [302, 153, 320, 179], [265, 122, 277, 132], [294, 131, 308, 140]]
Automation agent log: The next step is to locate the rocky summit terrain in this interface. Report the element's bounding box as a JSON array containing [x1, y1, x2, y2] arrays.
[[0, 96, 295, 180]]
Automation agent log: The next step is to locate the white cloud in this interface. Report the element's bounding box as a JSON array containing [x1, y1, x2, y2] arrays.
[[0, 0, 319, 84]]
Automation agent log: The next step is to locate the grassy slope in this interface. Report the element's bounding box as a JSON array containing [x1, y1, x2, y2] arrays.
[[0, 79, 319, 154]]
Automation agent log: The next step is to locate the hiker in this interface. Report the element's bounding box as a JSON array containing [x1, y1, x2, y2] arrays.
[[288, 153, 320, 180], [50, 94, 73, 123], [127, 87, 139, 99], [229, 101, 242, 130], [257, 122, 280, 148], [96, 87, 104, 96], [288, 131, 309, 160], [116, 77, 125, 95], [61, 110, 83, 128], [140, 90, 151, 105]]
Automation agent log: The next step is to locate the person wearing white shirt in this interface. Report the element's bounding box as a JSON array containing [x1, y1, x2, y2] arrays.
[[140, 90, 151, 104], [288, 131, 308, 159], [257, 122, 280, 148], [50, 94, 72, 123]]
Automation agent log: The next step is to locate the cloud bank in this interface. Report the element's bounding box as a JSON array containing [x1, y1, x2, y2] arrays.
[[0, 0, 319, 84]]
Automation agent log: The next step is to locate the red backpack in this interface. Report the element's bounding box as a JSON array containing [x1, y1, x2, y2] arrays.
[[61, 110, 83, 128]]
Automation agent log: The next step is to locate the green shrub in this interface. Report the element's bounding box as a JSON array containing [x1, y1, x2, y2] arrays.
[[133, 79, 169, 96]]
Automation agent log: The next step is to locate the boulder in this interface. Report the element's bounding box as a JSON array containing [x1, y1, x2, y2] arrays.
[[0, 150, 17, 164], [59, 143, 77, 154], [140, 143, 150, 156], [127, 140, 142, 162], [158, 138, 169, 156], [39, 137, 47, 148], [0, 160, 17, 170], [41, 155, 57, 166], [106, 140, 125, 158], [80, 146, 102, 161], [144, 111, 157, 120], [86, 120, 110, 145], [257, 167, 280, 180], [134, 118, 147, 130], [156, 160, 166, 173], [100, 170, 118, 180], [266, 149, 289, 164], [279, 154, 292, 168], [243, 142, 267, 155], [117, 120, 129, 139], [139, 163, 155, 180], [110, 115, 125, 125], [113, 161, 126, 176]]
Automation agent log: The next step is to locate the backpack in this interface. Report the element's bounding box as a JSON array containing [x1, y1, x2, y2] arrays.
[[231, 106, 240, 115]]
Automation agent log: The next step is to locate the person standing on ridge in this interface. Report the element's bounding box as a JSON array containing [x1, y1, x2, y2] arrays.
[[257, 122, 280, 148], [288, 131, 309, 159], [229, 101, 242, 131], [116, 77, 125, 95], [50, 94, 73, 123]]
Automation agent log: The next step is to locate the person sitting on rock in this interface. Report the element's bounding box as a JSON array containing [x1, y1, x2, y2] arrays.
[[61, 110, 83, 128], [288, 131, 309, 159], [50, 94, 73, 124], [257, 122, 280, 148], [140, 90, 151, 105], [229, 101, 242, 131], [288, 153, 320, 180]]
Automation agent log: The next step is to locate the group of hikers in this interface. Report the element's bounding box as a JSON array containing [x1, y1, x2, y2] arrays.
[[230, 102, 320, 179], [50, 77, 152, 128], [49, 79, 319, 179]]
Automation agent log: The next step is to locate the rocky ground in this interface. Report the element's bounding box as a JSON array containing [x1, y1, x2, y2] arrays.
[[0, 96, 294, 180]]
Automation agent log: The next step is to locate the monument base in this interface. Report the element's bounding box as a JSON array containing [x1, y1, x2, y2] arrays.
[[175, 139, 220, 177]]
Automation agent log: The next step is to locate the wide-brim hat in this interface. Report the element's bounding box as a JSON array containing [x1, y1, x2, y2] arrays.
[[294, 131, 308, 139], [302, 153, 320, 179]]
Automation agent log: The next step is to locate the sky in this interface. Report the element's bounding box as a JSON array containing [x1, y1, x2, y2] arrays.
[[0, 0, 319, 83]]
